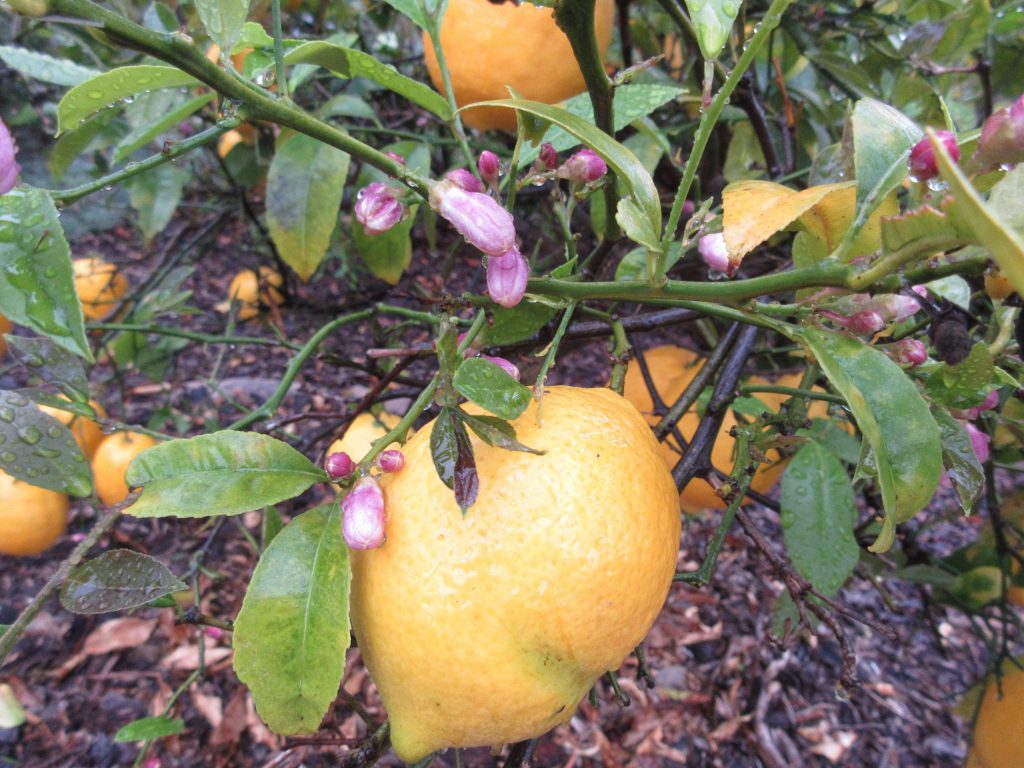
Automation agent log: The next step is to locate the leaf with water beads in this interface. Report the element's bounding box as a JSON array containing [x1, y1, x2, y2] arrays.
[[60, 550, 186, 615]]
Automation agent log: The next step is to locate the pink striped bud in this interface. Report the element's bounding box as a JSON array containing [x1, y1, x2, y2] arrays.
[[908, 130, 959, 181], [342, 477, 386, 550], [0, 118, 20, 195], [486, 247, 529, 308], [445, 168, 484, 193], [480, 355, 520, 380], [847, 310, 885, 335], [539, 143, 558, 170], [964, 422, 990, 465], [890, 338, 928, 367], [325, 451, 356, 482], [430, 180, 517, 256], [385, 151, 405, 165], [974, 95, 1024, 169], [355, 182, 405, 235], [477, 150, 501, 186], [375, 449, 405, 473], [836, 293, 920, 323], [698, 233, 733, 276], [558, 148, 607, 184]]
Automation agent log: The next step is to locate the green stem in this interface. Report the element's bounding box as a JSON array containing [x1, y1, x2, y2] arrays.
[[0, 506, 122, 665], [48, 119, 238, 205], [270, 0, 288, 100], [226, 309, 373, 430], [740, 384, 846, 404], [47, 0, 431, 197], [89, 322, 300, 349], [847, 236, 960, 290], [660, 0, 797, 269], [534, 302, 578, 394], [424, 16, 476, 170], [608, 318, 629, 394]]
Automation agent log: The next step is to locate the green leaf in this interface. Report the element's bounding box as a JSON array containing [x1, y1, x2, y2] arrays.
[[780, 441, 859, 596], [931, 130, 1024, 297], [233, 503, 350, 735], [459, 411, 543, 454], [6, 336, 89, 401], [266, 133, 350, 281], [932, 408, 984, 515], [485, 301, 557, 345], [0, 44, 100, 86], [352, 216, 413, 285], [113, 93, 215, 164], [429, 407, 478, 512], [57, 66, 200, 134], [0, 390, 91, 496], [60, 549, 186, 614], [471, 99, 662, 244], [124, 432, 327, 518], [879, 205, 962, 255], [114, 715, 185, 743], [924, 342, 995, 409], [195, 0, 251, 52], [261, 506, 283, 551], [128, 164, 189, 245], [923, 275, 972, 311], [683, 0, 741, 60], [453, 357, 531, 420], [380, 0, 429, 28], [49, 111, 116, 181], [797, 327, 942, 553], [0, 187, 91, 360], [285, 42, 451, 120], [0, 683, 26, 729]]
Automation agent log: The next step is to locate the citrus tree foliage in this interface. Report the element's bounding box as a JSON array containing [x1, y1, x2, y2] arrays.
[[0, 0, 1022, 763]]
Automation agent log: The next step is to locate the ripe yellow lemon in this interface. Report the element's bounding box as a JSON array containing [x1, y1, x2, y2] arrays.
[[327, 411, 405, 462], [623, 346, 832, 512], [422, 0, 615, 131], [972, 663, 1024, 768], [0, 314, 11, 356], [73, 257, 129, 322], [0, 470, 69, 556], [215, 266, 285, 321], [38, 398, 107, 461], [93, 431, 158, 507], [350, 386, 680, 761]]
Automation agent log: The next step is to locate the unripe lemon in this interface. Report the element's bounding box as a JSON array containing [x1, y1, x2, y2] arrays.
[[623, 346, 832, 513], [422, 0, 615, 131], [0, 470, 69, 556], [73, 257, 129, 322], [972, 664, 1024, 768], [38, 397, 107, 461], [215, 267, 285, 321], [350, 386, 680, 761], [0, 314, 11, 356], [93, 431, 158, 507]]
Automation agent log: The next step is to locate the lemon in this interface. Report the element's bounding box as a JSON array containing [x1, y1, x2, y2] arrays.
[[327, 411, 404, 462], [0, 470, 69, 556], [215, 267, 285, 321], [350, 386, 680, 761], [0, 314, 11, 356], [972, 663, 1024, 768], [73, 257, 129, 322], [38, 397, 106, 461], [93, 431, 158, 507], [422, 0, 615, 131]]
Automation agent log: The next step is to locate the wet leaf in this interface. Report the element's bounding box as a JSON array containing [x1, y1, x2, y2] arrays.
[[430, 407, 478, 512], [932, 408, 985, 515], [57, 66, 200, 134], [124, 432, 326, 518], [115, 715, 186, 743], [233, 503, 350, 735], [6, 336, 89, 401], [780, 441, 859, 596], [266, 132, 350, 281], [797, 328, 942, 552], [0, 187, 91, 360], [485, 302, 558, 345], [0, 390, 91, 496], [195, 0, 251, 52], [60, 550, 186, 614], [683, 0, 741, 59], [453, 358, 531, 420], [113, 93, 215, 164], [128, 163, 189, 245], [0, 44, 99, 86], [924, 342, 995, 409], [460, 411, 543, 455]]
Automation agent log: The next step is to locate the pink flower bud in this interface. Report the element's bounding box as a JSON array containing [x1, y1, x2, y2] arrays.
[[385, 151, 405, 165], [486, 247, 529, 308], [964, 422, 990, 465], [890, 338, 928, 367], [698, 233, 732, 275], [539, 143, 558, 170], [205, 626, 225, 640], [964, 390, 1000, 420], [325, 451, 356, 482], [430, 180, 517, 257], [840, 293, 920, 323], [974, 95, 1024, 169], [446, 168, 484, 193], [0, 118, 20, 195], [847, 310, 885, 336], [911, 284, 929, 299], [355, 182, 405, 235], [557, 148, 607, 184], [478, 150, 501, 185], [342, 477, 386, 550], [375, 449, 405, 473], [480, 355, 520, 380], [908, 130, 959, 181]]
